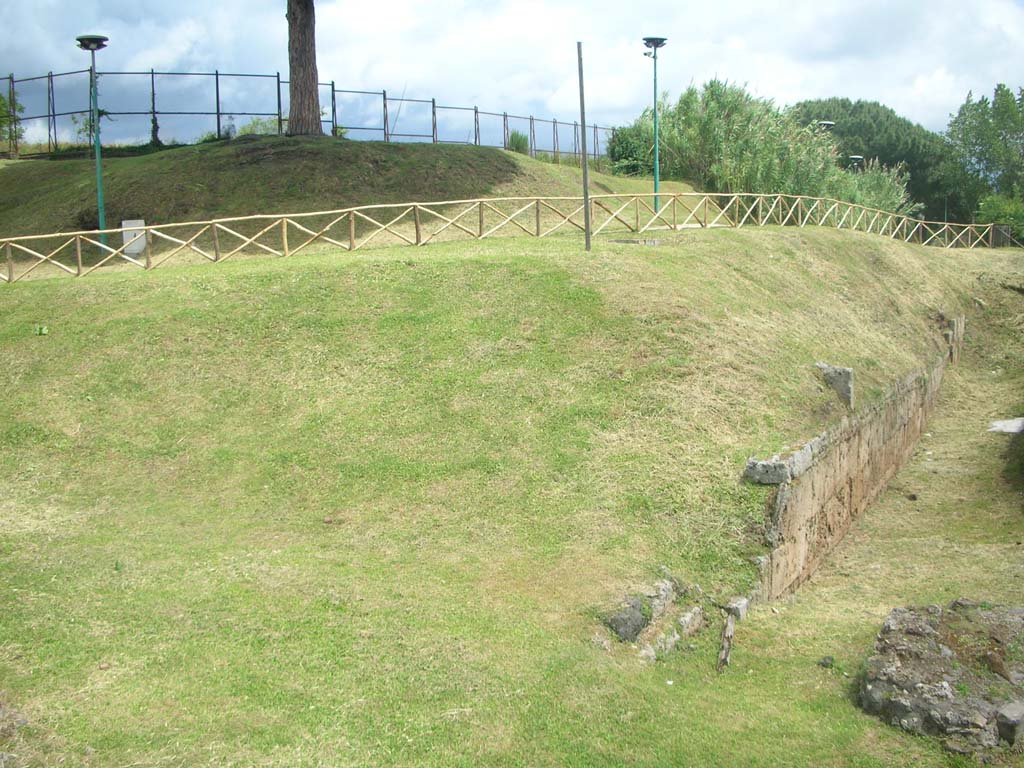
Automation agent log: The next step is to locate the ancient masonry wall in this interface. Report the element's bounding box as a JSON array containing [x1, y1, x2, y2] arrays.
[[752, 317, 965, 600]]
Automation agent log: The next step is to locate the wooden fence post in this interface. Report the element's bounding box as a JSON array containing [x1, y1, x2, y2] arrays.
[[144, 230, 152, 269], [634, 197, 639, 232], [535, 199, 541, 237], [414, 206, 422, 245], [75, 235, 83, 276], [212, 224, 221, 261], [478, 202, 485, 238], [349, 211, 356, 250], [281, 219, 289, 256], [6, 241, 13, 283]]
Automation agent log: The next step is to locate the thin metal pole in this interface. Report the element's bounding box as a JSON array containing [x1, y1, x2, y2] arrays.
[[652, 47, 660, 213], [90, 50, 107, 245], [383, 90, 389, 142], [215, 70, 221, 139], [7, 74, 16, 157], [47, 72, 56, 152], [431, 98, 437, 143], [474, 107, 480, 145], [276, 72, 283, 135], [150, 68, 158, 145], [503, 112, 509, 149], [577, 42, 591, 252], [529, 116, 535, 157], [331, 81, 337, 136]]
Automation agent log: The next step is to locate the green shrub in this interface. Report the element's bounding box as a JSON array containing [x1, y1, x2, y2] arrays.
[[977, 194, 1024, 241], [507, 129, 529, 154], [607, 122, 652, 176]]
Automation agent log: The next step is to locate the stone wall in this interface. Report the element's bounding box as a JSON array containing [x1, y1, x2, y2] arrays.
[[751, 316, 965, 600]]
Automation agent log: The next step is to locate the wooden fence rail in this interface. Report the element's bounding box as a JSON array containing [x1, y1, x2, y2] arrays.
[[1, 193, 1019, 285]]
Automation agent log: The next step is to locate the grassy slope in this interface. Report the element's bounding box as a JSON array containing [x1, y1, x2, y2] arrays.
[[0, 137, 692, 238], [0, 227, 1021, 766]]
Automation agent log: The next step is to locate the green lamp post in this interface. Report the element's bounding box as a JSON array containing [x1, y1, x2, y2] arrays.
[[643, 36, 666, 213], [76, 34, 109, 245]]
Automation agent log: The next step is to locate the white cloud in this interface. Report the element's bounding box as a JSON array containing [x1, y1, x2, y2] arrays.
[[4, 0, 1024, 138]]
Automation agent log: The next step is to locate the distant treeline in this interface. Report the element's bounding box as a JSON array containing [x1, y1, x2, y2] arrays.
[[609, 81, 1024, 239]]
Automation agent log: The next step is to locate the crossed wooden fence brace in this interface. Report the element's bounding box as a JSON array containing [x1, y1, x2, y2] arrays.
[[2, 193, 1018, 284]]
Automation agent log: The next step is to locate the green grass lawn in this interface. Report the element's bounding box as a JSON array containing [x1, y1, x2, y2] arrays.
[[0, 138, 693, 238], [1, 227, 1022, 766]]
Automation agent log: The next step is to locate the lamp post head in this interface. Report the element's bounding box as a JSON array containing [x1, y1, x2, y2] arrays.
[[643, 37, 667, 50], [76, 35, 109, 52], [817, 120, 835, 131]]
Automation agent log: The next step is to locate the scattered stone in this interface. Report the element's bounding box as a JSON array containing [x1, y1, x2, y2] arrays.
[[858, 600, 1024, 754], [818, 656, 835, 669], [717, 613, 736, 673], [996, 702, 1024, 747], [742, 456, 790, 485], [988, 417, 1024, 434], [906, 493, 918, 501], [644, 578, 679, 622], [604, 596, 649, 643], [815, 362, 855, 408], [726, 597, 750, 622], [677, 606, 704, 636], [590, 632, 612, 652]]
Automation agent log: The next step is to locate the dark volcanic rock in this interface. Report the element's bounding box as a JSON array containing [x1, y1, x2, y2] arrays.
[[857, 599, 1024, 754], [605, 596, 648, 642]]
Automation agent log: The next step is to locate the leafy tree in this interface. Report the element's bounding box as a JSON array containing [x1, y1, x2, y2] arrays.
[[945, 84, 1024, 197], [0, 90, 25, 147], [789, 98, 949, 219], [286, 0, 323, 136], [607, 122, 652, 176], [608, 80, 919, 216], [976, 194, 1024, 241]]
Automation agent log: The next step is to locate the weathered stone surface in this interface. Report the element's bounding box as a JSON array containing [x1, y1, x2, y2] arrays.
[[997, 702, 1024, 747], [677, 606, 704, 636], [726, 597, 750, 622], [858, 601, 1024, 754], [743, 456, 790, 484], [644, 578, 678, 622], [815, 362, 855, 408], [758, 317, 966, 600], [605, 596, 648, 642]]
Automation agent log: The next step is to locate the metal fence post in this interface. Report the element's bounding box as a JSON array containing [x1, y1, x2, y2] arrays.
[[7, 74, 17, 157], [47, 72, 56, 152], [573, 121, 579, 162], [331, 80, 337, 136], [382, 90, 389, 142], [552, 120, 558, 164], [474, 107, 479, 145], [214, 70, 221, 139], [431, 98, 437, 143], [503, 112, 509, 149], [276, 72, 283, 135], [529, 116, 535, 157], [150, 69, 158, 145]]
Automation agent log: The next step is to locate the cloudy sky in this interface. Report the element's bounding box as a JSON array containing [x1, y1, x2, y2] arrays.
[[3, 0, 1023, 144]]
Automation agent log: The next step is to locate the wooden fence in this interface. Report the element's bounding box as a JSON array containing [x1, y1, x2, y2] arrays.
[[1, 193, 1018, 285]]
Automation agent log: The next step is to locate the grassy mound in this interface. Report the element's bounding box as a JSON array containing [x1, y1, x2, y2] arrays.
[[0, 227, 1021, 766], [0, 137, 692, 237]]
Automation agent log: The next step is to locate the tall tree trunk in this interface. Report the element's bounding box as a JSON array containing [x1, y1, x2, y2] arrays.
[[286, 0, 323, 136]]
